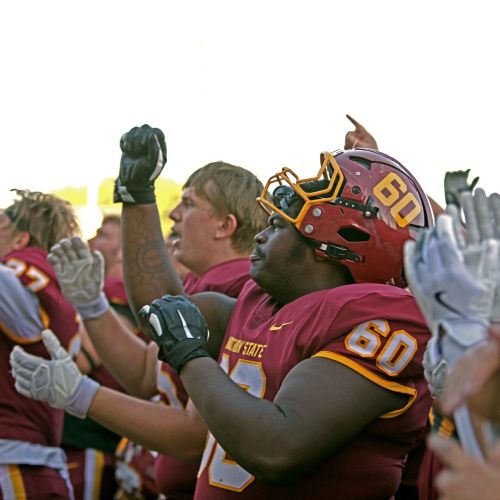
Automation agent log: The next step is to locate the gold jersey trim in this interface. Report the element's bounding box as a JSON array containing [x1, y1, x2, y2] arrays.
[[313, 350, 417, 418]]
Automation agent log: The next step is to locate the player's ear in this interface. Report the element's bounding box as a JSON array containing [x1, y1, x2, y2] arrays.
[[214, 214, 238, 240], [12, 231, 30, 250]]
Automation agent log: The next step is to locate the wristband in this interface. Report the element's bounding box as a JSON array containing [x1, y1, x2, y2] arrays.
[[74, 292, 110, 320], [113, 180, 156, 205], [66, 376, 100, 419]]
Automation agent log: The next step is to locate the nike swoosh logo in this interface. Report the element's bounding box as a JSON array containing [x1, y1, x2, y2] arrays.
[[269, 321, 294, 331], [435, 291, 463, 316]]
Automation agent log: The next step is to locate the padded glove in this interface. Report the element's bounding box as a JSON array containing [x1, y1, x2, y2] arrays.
[[404, 214, 500, 459], [140, 295, 210, 373], [114, 124, 167, 204], [444, 168, 479, 206], [10, 330, 99, 418], [48, 237, 108, 320], [447, 189, 500, 322]]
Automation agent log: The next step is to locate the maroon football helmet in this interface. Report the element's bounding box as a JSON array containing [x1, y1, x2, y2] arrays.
[[257, 148, 434, 287]]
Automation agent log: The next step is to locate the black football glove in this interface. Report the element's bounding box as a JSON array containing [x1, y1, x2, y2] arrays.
[[114, 124, 167, 204], [444, 169, 479, 207], [139, 295, 210, 373]]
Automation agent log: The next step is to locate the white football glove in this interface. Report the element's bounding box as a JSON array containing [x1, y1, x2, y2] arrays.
[[10, 330, 100, 418], [405, 214, 499, 344], [422, 337, 447, 398], [405, 213, 500, 460], [420, 189, 500, 395], [448, 189, 500, 323], [48, 237, 109, 319]]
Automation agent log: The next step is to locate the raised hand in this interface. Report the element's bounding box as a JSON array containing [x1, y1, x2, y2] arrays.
[[404, 214, 500, 458], [48, 237, 108, 320], [447, 189, 500, 322], [139, 295, 210, 373], [405, 214, 497, 388], [9, 330, 100, 418], [444, 169, 480, 207], [114, 124, 167, 204], [344, 114, 378, 150], [405, 214, 499, 343]]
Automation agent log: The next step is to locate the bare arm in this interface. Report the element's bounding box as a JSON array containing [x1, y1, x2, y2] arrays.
[[83, 308, 159, 398], [83, 291, 235, 397], [179, 356, 406, 485], [189, 292, 237, 358], [88, 386, 207, 462], [344, 114, 379, 149], [122, 203, 184, 327]]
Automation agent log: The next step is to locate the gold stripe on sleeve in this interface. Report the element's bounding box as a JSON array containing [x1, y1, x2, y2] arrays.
[[313, 351, 417, 418]]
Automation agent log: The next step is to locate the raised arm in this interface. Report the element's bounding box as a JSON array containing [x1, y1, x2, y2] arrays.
[[122, 203, 183, 312], [344, 114, 379, 149], [9, 330, 207, 461], [49, 236, 234, 395], [114, 125, 184, 326], [49, 237, 158, 398], [404, 195, 500, 457]]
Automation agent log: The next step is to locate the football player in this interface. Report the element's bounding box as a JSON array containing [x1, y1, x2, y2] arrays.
[[34, 159, 267, 499], [152, 161, 267, 499], [11, 126, 434, 499], [63, 214, 141, 500], [0, 190, 82, 498]]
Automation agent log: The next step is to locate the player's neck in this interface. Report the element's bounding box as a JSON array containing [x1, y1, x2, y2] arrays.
[[269, 263, 353, 305]]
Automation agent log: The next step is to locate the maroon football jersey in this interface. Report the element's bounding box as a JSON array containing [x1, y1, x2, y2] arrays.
[[417, 405, 456, 500], [155, 258, 251, 499], [0, 247, 80, 446], [183, 259, 250, 296], [104, 275, 129, 305], [195, 281, 432, 500], [418, 446, 441, 500]]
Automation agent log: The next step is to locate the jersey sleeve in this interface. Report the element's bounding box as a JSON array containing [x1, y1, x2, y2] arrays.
[[0, 263, 44, 341], [312, 294, 428, 418], [1, 248, 81, 353]]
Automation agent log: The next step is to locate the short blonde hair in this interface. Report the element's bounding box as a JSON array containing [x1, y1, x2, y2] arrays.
[[185, 162, 269, 254], [7, 189, 80, 252], [101, 214, 121, 227]]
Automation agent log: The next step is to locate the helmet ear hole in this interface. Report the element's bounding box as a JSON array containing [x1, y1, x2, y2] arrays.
[[338, 227, 370, 242], [349, 156, 372, 170]]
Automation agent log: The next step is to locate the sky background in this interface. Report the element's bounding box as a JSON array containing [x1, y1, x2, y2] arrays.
[[1, 1, 499, 235]]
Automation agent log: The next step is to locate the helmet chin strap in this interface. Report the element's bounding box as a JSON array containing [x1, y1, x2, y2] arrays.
[[312, 241, 363, 263]]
